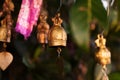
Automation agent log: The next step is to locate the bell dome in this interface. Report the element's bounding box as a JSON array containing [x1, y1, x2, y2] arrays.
[[48, 13, 67, 47]]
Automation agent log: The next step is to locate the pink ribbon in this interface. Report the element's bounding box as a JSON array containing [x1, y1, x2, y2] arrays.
[[15, 0, 42, 39]]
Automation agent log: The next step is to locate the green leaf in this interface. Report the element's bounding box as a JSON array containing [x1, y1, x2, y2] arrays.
[[70, 0, 108, 50], [92, 0, 108, 31], [114, 0, 120, 31], [109, 72, 120, 80], [33, 46, 42, 59], [70, 0, 89, 50]]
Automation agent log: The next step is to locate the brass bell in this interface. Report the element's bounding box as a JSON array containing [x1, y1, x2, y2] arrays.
[[0, 0, 14, 71], [48, 13, 67, 74], [48, 13, 67, 47], [95, 34, 111, 68], [0, 19, 8, 42], [37, 9, 49, 44], [96, 48, 111, 67]]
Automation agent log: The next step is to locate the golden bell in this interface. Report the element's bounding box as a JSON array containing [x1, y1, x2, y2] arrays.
[[48, 13, 67, 47], [0, 20, 8, 42], [37, 9, 49, 44], [96, 48, 111, 67], [95, 34, 111, 68]]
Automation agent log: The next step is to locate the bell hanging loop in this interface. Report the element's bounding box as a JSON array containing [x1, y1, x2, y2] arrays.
[[48, 13, 67, 47]]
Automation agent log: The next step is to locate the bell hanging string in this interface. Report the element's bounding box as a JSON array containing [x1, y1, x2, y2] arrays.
[[102, 67, 109, 80]]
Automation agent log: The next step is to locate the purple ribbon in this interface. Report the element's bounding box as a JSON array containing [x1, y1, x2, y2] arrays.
[[15, 0, 42, 39]]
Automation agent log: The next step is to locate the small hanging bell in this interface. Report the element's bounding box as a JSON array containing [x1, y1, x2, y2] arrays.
[[37, 9, 49, 45], [48, 13, 67, 76], [48, 13, 67, 47], [0, 0, 14, 71], [95, 34, 111, 68], [0, 19, 8, 42]]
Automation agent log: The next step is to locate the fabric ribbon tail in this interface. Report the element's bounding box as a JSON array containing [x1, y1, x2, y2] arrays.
[[15, 0, 43, 39]]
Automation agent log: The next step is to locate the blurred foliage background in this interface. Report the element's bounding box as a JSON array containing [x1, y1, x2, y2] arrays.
[[0, 0, 120, 80]]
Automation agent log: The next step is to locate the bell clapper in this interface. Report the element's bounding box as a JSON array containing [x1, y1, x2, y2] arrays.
[[57, 47, 62, 58], [42, 44, 45, 48], [3, 42, 7, 51]]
